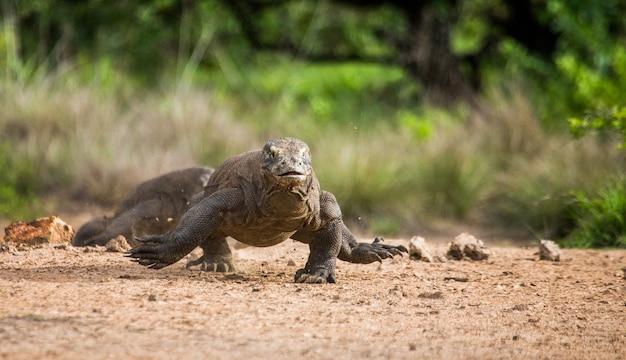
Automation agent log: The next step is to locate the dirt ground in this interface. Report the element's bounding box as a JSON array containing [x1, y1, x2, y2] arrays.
[[1, 213, 625, 359]]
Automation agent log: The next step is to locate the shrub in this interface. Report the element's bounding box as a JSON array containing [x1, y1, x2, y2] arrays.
[[569, 106, 626, 149], [563, 179, 626, 248]]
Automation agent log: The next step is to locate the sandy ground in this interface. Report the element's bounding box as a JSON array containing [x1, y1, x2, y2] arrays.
[[1, 221, 625, 360]]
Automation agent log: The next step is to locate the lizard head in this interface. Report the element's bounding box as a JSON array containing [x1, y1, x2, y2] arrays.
[[261, 137, 312, 186]]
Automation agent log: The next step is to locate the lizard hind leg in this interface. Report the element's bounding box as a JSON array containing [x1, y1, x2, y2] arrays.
[[186, 236, 236, 272], [72, 216, 110, 246]]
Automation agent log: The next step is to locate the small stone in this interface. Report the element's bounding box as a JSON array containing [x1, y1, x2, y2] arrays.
[[464, 241, 490, 261], [447, 236, 466, 260], [512, 304, 529, 311], [105, 235, 132, 252], [408, 236, 434, 262], [418, 291, 444, 299], [447, 233, 490, 261], [539, 240, 561, 261]]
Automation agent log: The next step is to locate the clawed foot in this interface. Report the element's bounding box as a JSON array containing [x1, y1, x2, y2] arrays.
[[295, 265, 336, 284], [186, 253, 237, 272], [125, 234, 176, 269], [350, 237, 408, 264]]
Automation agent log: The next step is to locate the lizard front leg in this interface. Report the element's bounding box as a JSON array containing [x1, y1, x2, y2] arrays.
[[292, 219, 342, 284], [126, 188, 243, 269], [338, 224, 408, 264]]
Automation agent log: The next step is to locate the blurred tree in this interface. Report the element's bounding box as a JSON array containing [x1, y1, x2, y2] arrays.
[[3, 0, 625, 109], [7, 0, 192, 76], [219, 0, 560, 105]]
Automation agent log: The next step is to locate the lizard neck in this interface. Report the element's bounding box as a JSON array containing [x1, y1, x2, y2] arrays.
[[261, 175, 318, 219]]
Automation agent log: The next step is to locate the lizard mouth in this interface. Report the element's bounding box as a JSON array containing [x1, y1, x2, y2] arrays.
[[277, 170, 307, 183]]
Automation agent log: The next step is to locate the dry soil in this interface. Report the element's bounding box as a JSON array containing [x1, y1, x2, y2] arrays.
[[1, 227, 625, 360]]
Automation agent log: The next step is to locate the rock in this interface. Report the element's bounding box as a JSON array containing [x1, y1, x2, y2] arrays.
[[447, 232, 490, 261], [464, 241, 491, 261], [4, 216, 75, 246], [447, 238, 466, 260], [539, 240, 561, 261], [105, 235, 132, 252], [418, 291, 444, 299], [408, 236, 434, 262]]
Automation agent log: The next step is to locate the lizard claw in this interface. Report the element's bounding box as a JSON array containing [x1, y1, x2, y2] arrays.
[[124, 252, 169, 269], [348, 237, 408, 264], [137, 258, 169, 269], [186, 253, 237, 272], [125, 233, 181, 270], [295, 266, 336, 284]]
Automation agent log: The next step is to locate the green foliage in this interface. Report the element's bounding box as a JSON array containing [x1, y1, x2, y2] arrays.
[[5, 0, 626, 129], [219, 58, 416, 125], [568, 106, 626, 149], [450, 0, 494, 56], [546, 2, 626, 122], [556, 49, 626, 110], [0, 143, 38, 220], [396, 105, 464, 143], [397, 110, 433, 141], [256, 2, 403, 60], [452, 0, 626, 128], [564, 179, 626, 248]]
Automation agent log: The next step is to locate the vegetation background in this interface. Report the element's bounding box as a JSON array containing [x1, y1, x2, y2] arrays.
[[1, 0, 625, 247]]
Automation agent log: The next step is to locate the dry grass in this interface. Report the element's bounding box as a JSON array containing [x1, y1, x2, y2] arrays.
[[1, 72, 624, 240], [2, 76, 257, 205]]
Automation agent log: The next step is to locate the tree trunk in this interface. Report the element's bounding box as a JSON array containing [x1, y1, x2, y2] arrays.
[[405, 5, 474, 106]]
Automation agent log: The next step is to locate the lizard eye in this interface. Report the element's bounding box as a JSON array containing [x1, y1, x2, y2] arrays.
[[268, 145, 278, 159]]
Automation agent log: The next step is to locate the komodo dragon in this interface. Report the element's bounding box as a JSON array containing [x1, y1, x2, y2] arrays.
[[73, 167, 213, 247], [127, 137, 407, 283]]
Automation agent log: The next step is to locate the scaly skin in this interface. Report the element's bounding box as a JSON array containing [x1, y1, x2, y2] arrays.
[[73, 167, 213, 247], [127, 138, 407, 283]]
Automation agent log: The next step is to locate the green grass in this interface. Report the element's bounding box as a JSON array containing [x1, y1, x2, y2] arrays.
[[563, 178, 626, 248]]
